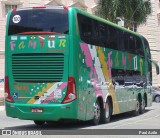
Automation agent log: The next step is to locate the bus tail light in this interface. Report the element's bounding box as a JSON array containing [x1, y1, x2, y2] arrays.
[[62, 77, 76, 104], [5, 76, 14, 102], [63, 6, 68, 11], [12, 8, 17, 12]]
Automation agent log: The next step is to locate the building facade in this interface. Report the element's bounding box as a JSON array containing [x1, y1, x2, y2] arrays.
[[0, 0, 159, 99], [137, 0, 160, 87]]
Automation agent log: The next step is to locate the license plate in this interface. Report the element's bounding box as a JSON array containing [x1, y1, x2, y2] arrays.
[[32, 108, 43, 113]]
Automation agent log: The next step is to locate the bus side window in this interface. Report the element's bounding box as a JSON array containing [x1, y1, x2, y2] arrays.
[[92, 20, 100, 46], [77, 14, 93, 44], [128, 35, 136, 54], [136, 37, 144, 57], [108, 26, 118, 50], [118, 30, 125, 51], [99, 23, 110, 48], [124, 32, 129, 52], [144, 38, 151, 59]]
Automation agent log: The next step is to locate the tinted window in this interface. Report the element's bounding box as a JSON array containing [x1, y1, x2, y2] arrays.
[[108, 26, 118, 50], [78, 14, 93, 44], [99, 23, 109, 47], [143, 38, 151, 58], [78, 13, 144, 55], [124, 32, 129, 51], [136, 37, 144, 56], [118, 30, 125, 50], [8, 9, 68, 35], [78, 13, 119, 50], [128, 35, 136, 53]]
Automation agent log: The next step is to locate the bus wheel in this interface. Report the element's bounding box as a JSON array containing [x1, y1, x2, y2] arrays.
[[34, 120, 45, 126], [155, 96, 160, 103], [140, 99, 145, 114], [133, 99, 140, 116], [100, 99, 111, 124], [91, 100, 101, 125]]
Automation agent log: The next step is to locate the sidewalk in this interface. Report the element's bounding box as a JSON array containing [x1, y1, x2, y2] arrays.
[[0, 105, 4, 111], [0, 97, 4, 106], [0, 87, 4, 106]]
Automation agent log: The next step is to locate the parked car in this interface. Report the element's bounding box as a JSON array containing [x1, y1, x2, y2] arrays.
[[152, 87, 160, 103]]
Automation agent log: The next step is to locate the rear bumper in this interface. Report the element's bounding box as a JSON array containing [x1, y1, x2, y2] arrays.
[[5, 101, 77, 121]]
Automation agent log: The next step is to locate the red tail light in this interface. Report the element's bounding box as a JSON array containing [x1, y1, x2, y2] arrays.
[[12, 8, 17, 12], [63, 6, 68, 11], [5, 76, 14, 102], [62, 77, 76, 104]]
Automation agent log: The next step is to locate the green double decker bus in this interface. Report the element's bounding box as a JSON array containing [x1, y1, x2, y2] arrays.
[[5, 6, 159, 125]]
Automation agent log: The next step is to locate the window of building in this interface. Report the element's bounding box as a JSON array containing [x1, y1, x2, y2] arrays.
[[5, 4, 17, 15]]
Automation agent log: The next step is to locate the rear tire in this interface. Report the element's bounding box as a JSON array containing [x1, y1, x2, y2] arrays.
[[100, 99, 111, 124], [133, 99, 140, 116], [34, 121, 45, 126], [155, 96, 160, 103], [91, 100, 101, 125], [139, 99, 145, 114]]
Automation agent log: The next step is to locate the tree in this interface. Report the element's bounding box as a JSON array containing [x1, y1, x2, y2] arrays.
[[97, 0, 152, 31]]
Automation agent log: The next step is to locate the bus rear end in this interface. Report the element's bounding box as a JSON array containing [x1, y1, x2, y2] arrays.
[[5, 6, 77, 123]]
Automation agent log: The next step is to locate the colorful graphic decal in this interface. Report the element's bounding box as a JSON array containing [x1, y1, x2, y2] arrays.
[[96, 46, 120, 114], [80, 42, 145, 114], [80, 43, 103, 98], [27, 83, 53, 104], [41, 82, 67, 104], [26, 82, 67, 104]]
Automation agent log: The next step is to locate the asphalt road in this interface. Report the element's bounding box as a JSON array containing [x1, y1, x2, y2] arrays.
[[0, 102, 159, 137]]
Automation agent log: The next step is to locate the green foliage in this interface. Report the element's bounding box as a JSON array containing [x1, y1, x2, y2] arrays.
[[97, 0, 151, 29]]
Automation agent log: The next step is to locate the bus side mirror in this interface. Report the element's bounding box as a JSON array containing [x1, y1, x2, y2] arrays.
[[149, 59, 159, 75]]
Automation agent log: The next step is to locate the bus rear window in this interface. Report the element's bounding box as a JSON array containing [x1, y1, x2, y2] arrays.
[[8, 9, 69, 35]]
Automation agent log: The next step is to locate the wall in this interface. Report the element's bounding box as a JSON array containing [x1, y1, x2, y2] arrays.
[[137, 0, 160, 87]]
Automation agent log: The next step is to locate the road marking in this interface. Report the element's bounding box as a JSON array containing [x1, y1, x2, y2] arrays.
[[110, 114, 160, 129]]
